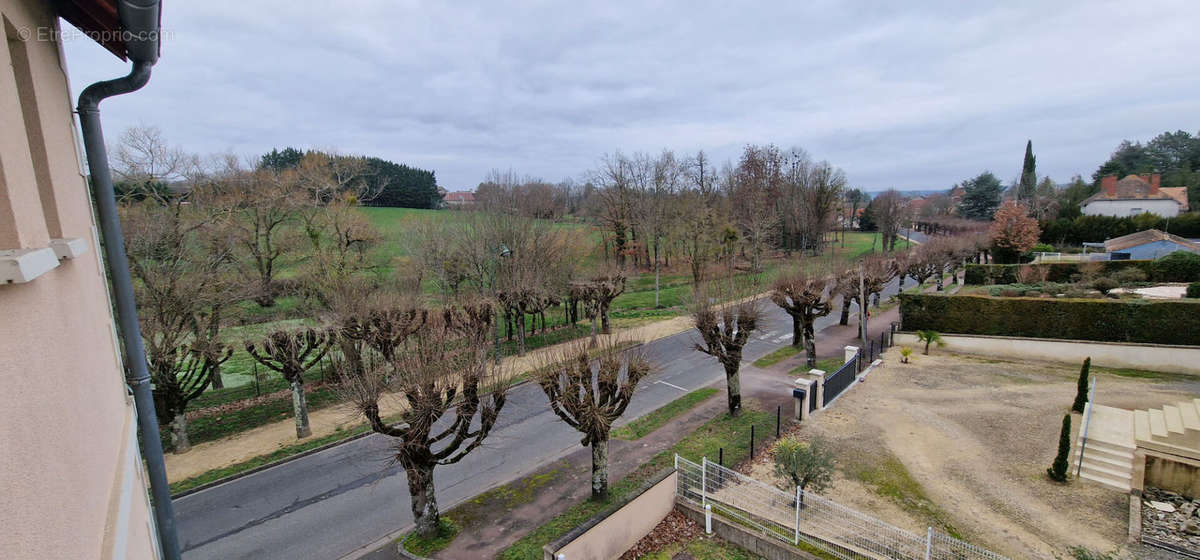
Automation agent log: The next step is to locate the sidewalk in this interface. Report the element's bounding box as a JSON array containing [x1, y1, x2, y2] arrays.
[[166, 314, 698, 482]]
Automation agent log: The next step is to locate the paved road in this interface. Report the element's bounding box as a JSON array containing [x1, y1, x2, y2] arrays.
[[900, 227, 929, 244], [175, 277, 908, 560]]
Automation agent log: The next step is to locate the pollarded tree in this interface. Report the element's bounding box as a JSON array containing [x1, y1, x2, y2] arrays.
[[151, 340, 231, 453], [536, 340, 652, 500], [335, 302, 507, 539], [771, 268, 836, 368], [692, 282, 761, 416], [246, 328, 334, 439]]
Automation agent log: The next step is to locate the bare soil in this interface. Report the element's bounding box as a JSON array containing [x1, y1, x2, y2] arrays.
[[749, 351, 1200, 559]]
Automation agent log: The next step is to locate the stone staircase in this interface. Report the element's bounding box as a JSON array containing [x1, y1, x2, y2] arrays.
[[1074, 404, 1135, 491], [1134, 399, 1200, 457]]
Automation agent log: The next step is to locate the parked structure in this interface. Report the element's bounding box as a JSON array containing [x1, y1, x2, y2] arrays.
[[1103, 229, 1200, 260], [1, 1, 172, 558], [1081, 174, 1187, 217]]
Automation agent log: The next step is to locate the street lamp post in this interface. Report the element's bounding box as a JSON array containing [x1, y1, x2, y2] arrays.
[[489, 244, 512, 365]]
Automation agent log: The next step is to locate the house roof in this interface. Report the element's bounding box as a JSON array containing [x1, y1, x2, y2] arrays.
[[1104, 229, 1200, 252], [1161, 187, 1190, 211], [1082, 175, 1181, 206], [445, 192, 475, 202], [55, 1, 126, 59]]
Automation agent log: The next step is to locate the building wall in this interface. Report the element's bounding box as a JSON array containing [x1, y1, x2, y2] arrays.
[[1082, 198, 1180, 218], [0, 1, 159, 559], [893, 332, 1200, 375], [1120, 240, 1200, 260]]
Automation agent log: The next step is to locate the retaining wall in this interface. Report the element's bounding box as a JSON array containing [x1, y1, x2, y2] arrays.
[[544, 469, 676, 560], [892, 332, 1200, 375]]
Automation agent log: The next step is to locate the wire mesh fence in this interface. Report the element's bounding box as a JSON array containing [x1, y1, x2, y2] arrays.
[[675, 455, 1009, 560]]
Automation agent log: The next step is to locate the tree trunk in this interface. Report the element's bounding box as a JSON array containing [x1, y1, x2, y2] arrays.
[[791, 315, 802, 347], [589, 315, 599, 347], [654, 260, 660, 308], [256, 274, 276, 307], [803, 320, 817, 368], [405, 463, 441, 539], [591, 439, 609, 501], [600, 305, 611, 334], [516, 310, 527, 356], [839, 295, 851, 326], [292, 380, 312, 439], [723, 363, 742, 417], [172, 412, 191, 454], [898, 275, 905, 291], [210, 362, 225, 390]]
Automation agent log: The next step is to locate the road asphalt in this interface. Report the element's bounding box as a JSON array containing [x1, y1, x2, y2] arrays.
[[175, 276, 907, 560]]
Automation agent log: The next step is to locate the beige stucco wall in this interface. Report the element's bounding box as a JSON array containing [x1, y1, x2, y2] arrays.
[[0, 1, 158, 558], [550, 471, 678, 560], [893, 332, 1200, 375], [1145, 453, 1200, 499]]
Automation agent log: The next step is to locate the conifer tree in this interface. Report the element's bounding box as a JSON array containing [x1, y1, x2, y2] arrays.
[[1018, 140, 1037, 202], [1072, 357, 1091, 413], [1048, 414, 1072, 482]]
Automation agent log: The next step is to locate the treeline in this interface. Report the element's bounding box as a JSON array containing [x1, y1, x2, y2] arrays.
[[261, 147, 441, 209]]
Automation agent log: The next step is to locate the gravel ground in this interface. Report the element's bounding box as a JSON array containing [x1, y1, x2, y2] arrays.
[[748, 352, 1200, 559]]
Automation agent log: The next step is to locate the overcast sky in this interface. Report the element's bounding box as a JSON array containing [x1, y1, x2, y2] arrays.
[[62, 1, 1200, 192]]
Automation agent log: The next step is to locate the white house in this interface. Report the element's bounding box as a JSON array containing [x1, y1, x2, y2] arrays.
[[1081, 174, 1187, 218]]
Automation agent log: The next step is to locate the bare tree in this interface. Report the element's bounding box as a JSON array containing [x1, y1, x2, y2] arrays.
[[692, 282, 761, 416], [870, 189, 907, 251], [334, 302, 506, 539], [218, 165, 307, 306], [673, 189, 721, 284], [771, 268, 836, 367], [246, 328, 333, 439], [731, 146, 784, 272], [535, 340, 652, 500], [112, 125, 198, 193]]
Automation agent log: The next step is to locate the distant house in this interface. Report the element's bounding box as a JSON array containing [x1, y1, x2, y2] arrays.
[[1103, 229, 1200, 260], [443, 191, 476, 207], [1081, 174, 1186, 217]]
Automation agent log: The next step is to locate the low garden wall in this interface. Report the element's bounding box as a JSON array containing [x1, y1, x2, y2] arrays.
[[543, 469, 676, 560], [892, 332, 1200, 375], [898, 293, 1200, 346], [674, 501, 822, 560]]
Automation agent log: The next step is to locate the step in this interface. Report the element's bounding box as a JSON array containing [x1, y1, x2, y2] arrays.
[[1075, 443, 1134, 464], [1079, 470, 1132, 491], [1179, 402, 1200, 431], [1080, 448, 1132, 472], [1150, 409, 1169, 438], [1079, 461, 1134, 481], [1079, 436, 1136, 456], [1164, 405, 1185, 435], [1135, 410, 1152, 442]]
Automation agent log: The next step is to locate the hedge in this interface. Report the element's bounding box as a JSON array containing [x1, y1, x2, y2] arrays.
[[898, 293, 1200, 345], [964, 251, 1200, 285], [1188, 282, 1200, 299]]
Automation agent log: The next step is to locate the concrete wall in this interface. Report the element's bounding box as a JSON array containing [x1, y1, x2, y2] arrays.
[[675, 501, 822, 560], [893, 332, 1200, 375], [0, 1, 159, 558], [1145, 453, 1200, 499], [547, 471, 677, 560], [1082, 198, 1181, 218]]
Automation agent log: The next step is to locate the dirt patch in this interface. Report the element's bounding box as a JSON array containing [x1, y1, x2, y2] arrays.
[[748, 351, 1200, 559]]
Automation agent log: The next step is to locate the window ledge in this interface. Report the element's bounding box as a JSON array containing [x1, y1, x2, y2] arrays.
[[0, 247, 60, 284], [49, 237, 88, 260]]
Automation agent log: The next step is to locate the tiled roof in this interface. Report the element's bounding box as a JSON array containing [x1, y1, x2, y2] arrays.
[[1161, 187, 1190, 210], [1104, 229, 1200, 252], [1082, 175, 1180, 205]]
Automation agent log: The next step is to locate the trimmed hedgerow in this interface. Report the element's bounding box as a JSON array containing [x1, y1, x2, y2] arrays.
[[1188, 282, 1200, 299], [962, 257, 1192, 286], [898, 293, 1200, 345]]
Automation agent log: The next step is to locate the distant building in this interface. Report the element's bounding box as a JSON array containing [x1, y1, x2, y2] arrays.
[[1081, 174, 1186, 217], [444, 191, 476, 207], [1103, 229, 1200, 260]]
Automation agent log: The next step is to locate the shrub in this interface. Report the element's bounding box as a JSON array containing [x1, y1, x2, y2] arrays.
[[900, 347, 913, 363], [1032, 243, 1055, 254], [1111, 267, 1148, 285], [1089, 277, 1119, 294], [1188, 282, 1200, 299], [898, 294, 1200, 345], [963, 260, 1171, 286], [1072, 358, 1090, 413], [1048, 414, 1072, 482], [1152, 251, 1200, 282], [916, 330, 943, 355], [773, 436, 835, 498]]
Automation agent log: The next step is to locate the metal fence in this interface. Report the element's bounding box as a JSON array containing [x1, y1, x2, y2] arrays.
[[675, 455, 1009, 560], [823, 353, 859, 407]]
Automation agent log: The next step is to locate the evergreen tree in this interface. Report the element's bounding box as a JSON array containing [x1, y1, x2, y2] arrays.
[[1072, 357, 1090, 413], [363, 157, 442, 209], [1018, 140, 1037, 202], [957, 171, 1005, 220], [259, 147, 305, 171], [1048, 414, 1072, 482]]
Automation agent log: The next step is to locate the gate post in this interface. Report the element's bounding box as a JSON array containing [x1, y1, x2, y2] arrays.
[[701, 457, 707, 509]]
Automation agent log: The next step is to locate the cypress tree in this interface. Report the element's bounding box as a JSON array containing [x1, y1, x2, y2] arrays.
[[1048, 414, 1072, 482], [1018, 140, 1037, 202], [1072, 357, 1090, 413]]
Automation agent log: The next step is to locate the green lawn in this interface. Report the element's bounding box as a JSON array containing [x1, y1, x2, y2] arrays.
[[613, 388, 719, 440], [753, 344, 801, 368]]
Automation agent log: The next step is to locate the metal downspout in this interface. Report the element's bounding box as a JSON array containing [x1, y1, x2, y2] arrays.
[[77, 60, 181, 560]]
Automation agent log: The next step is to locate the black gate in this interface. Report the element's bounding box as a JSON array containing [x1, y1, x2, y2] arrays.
[[822, 352, 859, 407]]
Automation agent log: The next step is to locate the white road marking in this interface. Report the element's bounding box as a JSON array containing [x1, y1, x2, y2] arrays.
[[656, 380, 689, 392]]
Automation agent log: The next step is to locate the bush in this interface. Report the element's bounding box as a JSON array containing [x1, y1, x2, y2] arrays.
[[898, 293, 1200, 345], [1111, 267, 1148, 285], [1089, 277, 1118, 294], [1151, 251, 1200, 282], [1032, 243, 1055, 254], [1188, 282, 1200, 299]]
